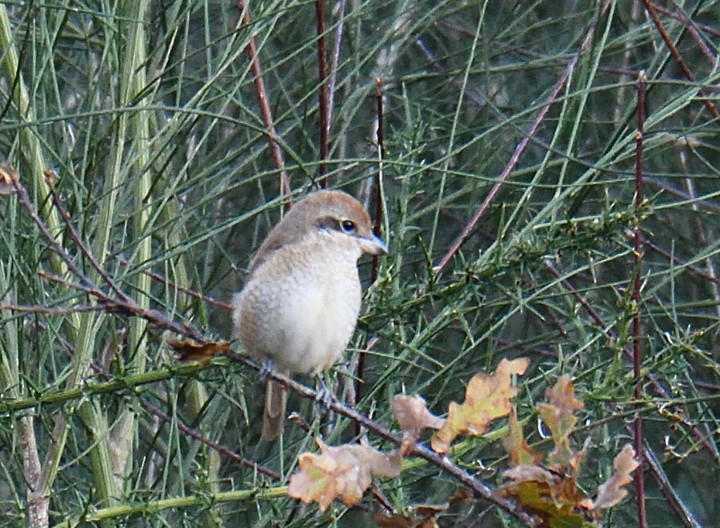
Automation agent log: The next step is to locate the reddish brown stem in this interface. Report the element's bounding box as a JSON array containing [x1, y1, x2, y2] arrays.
[[142, 401, 280, 480], [632, 70, 647, 528], [237, 0, 291, 195], [315, 0, 330, 186], [433, 0, 612, 275], [354, 80, 386, 430], [641, 0, 720, 124]]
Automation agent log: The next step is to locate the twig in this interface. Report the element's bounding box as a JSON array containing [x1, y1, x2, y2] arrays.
[[354, 80, 387, 433], [11, 179, 94, 290], [647, 2, 717, 63], [433, 0, 613, 275], [649, 2, 720, 39], [46, 174, 131, 303], [237, 0, 291, 195], [315, 0, 329, 185], [37, 270, 205, 342], [371, 78, 385, 283], [326, 0, 347, 132], [0, 303, 107, 316], [641, 0, 720, 124], [142, 400, 280, 480], [632, 70, 648, 528], [543, 259, 614, 339], [222, 352, 537, 526], [117, 256, 232, 311], [643, 445, 702, 528]]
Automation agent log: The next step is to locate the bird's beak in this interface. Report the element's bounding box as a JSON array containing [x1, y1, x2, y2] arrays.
[[359, 233, 388, 255]]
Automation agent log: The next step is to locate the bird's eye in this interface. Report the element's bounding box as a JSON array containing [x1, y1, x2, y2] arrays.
[[340, 219, 356, 233]]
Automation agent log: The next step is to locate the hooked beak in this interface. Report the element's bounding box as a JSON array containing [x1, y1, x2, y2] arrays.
[[359, 233, 388, 255]]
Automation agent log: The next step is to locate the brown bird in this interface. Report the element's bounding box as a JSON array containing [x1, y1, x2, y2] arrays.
[[232, 190, 387, 440]]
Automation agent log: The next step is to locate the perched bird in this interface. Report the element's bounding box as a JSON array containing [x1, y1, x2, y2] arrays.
[[233, 190, 387, 440]]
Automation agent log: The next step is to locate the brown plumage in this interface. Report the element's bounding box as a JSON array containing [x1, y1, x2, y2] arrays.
[[232, 190, 387, 440]]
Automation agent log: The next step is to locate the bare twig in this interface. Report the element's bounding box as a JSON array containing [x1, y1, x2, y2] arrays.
[[223, 351, 537, 526], [326, 0, 347, 131], [433, 0, 613, 275], [315, 0, 329, 185], [45, 173, 131, 303], [237, 0, 291, 195], [117, 256, 232, 311], [632, 70, 648, 528], [641, 0, 720, 124], [142, 401, 280, 480]]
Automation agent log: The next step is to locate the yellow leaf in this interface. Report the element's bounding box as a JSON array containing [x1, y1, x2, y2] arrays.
[[288, 439, 401, 511], [431, 357, 530, 454], [593, 444, 639, 509]]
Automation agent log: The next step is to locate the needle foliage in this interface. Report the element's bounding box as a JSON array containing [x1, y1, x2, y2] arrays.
[[1, 1, 719, 527]]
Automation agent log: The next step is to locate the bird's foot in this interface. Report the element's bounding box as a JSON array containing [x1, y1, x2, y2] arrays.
[[258, 357, 275, 383], [314, 377, 336, 417]]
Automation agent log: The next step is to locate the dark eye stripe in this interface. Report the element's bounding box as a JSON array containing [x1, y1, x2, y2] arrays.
[[316, 216, 357, 234]]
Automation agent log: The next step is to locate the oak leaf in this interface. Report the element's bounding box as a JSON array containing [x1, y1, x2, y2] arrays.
[[537, 375, 584, 466], [502, 406, 541, 466], [288, 439, 401, 511], [431, 357, 530, 454], [593, 444, 639, 509], [169, 337, 231, 362], [392, 395, 444, 446]]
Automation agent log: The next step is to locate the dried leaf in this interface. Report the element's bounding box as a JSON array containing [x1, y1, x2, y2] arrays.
[[0, 161, 19, 195], [169, 337, 231, 362], [502, 465, 595, 527], [502, 406, 541, 466], [288, 439, 402, 511], [431, 357, 530, 454], [593, 444, 639, 509], [392, 395, 444, 444], [537, 375, 584, 466]]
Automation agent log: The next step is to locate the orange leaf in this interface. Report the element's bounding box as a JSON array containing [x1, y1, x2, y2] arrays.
[[288, 439, 401, 511], [537, 375, 584, 466], [169, 337, 231, 362], [431, 357, 530, 454], [502, 465, 595, 527], [0, 161, 19, 195], [392, 395, 444, 444], [593, 444, 639, 509], [502, 406, 541, 466]]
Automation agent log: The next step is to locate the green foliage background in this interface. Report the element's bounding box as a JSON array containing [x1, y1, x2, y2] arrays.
[[1, 1, 719, 526]]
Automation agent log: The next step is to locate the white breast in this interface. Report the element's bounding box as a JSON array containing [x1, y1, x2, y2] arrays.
[[233, 232, 363, 375]]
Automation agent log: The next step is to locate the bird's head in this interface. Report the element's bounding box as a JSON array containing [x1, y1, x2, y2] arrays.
[[249, 190, 387, 271]]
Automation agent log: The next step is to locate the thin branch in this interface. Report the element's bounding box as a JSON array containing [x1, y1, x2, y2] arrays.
[[355, 81, 386, 432], [222, 352, 537, 526], [0, 303, 107, 315], [326, 0, 347, 132], [141, 400, 280, 480], [237, 0, 291, 195], [315, 0, 329, 185], [632, 70, 648, 528], [116, 256, 232, 311], [45, 173, 131, 303], [433, 0, 612, 275], [647, 3, 716, 63], [641, 0, 720, 124], [643, 445, 702, 528]]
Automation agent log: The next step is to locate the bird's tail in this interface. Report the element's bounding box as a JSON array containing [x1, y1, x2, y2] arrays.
[[262, 377, 288, 440]]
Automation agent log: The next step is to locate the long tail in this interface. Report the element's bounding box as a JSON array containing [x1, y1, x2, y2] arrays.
[[262, 377, 288, 440]]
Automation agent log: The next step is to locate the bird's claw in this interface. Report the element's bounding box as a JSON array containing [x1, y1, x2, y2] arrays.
[[259, 357, 275, 383], [314, 378, 335, 417]]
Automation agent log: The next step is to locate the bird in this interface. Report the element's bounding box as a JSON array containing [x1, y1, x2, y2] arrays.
[[232, 189, 387, 440]]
